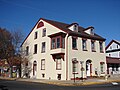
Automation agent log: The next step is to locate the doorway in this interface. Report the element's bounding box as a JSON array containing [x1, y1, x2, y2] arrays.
[[86, 60, 92, 77]]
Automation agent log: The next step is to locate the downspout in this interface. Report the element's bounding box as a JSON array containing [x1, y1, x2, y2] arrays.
[[66, 34, 69, 80]]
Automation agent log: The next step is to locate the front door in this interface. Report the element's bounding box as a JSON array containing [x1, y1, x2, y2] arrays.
[[86, 60, 92, 77]]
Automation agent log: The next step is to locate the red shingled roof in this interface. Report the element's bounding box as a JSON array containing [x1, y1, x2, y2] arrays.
[[21, 18, 106, 46], [42, 18, 106, 41]]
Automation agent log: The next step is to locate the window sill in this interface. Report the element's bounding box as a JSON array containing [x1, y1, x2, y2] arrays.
[[92, 50, 96, 52], [73, 72, 78, 74], [56, 69, 62, 70], [33, 53, 37, 54], [51, 48, 65, 50], [42, 36, 46, 37], [100, 51, 104, 53], [41, 51, 45, 53], [83, 49, 88, 51], [72, 48, 78, 50]]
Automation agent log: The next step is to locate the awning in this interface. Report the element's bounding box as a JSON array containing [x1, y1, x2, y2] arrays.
[[106, 57, 120, 64]]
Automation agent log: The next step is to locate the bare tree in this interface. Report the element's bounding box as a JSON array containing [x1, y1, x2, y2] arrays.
[[10, 29, 24, 78], [20, 43, 32, 78], [0, 28, 14, 59], [0, 28, 25, 78]]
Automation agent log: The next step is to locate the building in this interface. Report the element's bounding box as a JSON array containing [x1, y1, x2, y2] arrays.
[[0, 59, 10, 77], [21, 18, 106, 80], [106, 40, 120, 75]]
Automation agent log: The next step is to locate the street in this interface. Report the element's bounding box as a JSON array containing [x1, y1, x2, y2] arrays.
[[0, 79, 120, 90]]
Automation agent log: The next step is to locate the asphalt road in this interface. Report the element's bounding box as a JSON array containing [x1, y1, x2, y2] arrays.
[[0, 79, 120, 90]]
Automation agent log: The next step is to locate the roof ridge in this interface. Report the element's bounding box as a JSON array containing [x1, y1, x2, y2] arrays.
[[114, 40, 120, 44]]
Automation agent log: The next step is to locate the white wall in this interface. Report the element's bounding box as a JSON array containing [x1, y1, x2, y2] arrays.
[[67, 37, 106, 79], [106, 42, 120, 58], [22, 19, 106, 80]]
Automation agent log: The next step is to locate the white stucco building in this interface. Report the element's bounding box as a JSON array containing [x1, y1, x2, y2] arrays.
[[106, 40, 120, 75], [21, 18, 106, 80]]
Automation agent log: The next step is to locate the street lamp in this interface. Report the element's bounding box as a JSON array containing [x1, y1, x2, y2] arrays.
[[80, 61, 84, 82]]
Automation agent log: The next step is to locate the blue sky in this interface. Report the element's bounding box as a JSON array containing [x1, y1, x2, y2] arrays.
[[0, 0, 120, 45]]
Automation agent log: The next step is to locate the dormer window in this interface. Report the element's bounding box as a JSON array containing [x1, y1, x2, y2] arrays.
[[68, 23, 78, 32], [74, 24, 78, 32], [84, 26, 94, 35], [90, 29, 94, 35]]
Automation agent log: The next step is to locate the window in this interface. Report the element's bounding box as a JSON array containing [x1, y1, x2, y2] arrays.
[[51, 36, 65, 49], [74, 24, 78, 32], [56, 37, 60, 48], [34, 44, 37, 54], [34, 32, 38, 39], [72, 58, 78, 73], [90, 29, 94, 35], [91, 40, 95, 52], [42, 28, 46, 37], [56, 58, 62, 70], [72, 37, 77, 49], [110, 46, 112, 49], [26, 46, 29, 55], [41, 42, 46, 53], [100, 62, 105, 73], [117, 45, 119, 49], [41, 59, 45, 70], [42, 74, 45, 78], [82, 39, 87, 51], [51, 38, 56, 49], [99, 42, 103, 53], [62, 37, 65, 48]]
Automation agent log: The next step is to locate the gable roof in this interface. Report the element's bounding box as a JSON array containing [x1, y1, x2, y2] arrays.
[[21, 18, 106, 46], [106, 40, 120, 50]]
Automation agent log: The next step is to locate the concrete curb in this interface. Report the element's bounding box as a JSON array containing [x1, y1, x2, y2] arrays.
[[0, 77, 120, 86], [16, 79, 120, 86]]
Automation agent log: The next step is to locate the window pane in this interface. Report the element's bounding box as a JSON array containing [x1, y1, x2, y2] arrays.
[[34, 44, 37, 54], [41, 59, 45, 70], [100, 42, 103, 52], [72, 38, 77, 49], [42, 42, 45, 53], [56, 59, 61, 70], [51, 39, 55, 49], [100, 63, 104, 73], [56, 38, 60, 48], [82, 39, 87, 50], [34, 32, 38, 39], [91, 41, 95, 51], [42, 28, 46, 37], [62, 37, 65, 48], [26, 46, 29, 55]]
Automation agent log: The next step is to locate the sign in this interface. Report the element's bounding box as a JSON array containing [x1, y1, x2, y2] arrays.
[[81, 67, 84, 71]]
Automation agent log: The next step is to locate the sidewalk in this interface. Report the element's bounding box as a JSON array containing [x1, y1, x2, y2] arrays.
[[0, 76, 120, 86]]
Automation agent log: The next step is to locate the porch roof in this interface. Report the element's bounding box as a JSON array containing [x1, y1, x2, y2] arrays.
[[106, 57, 120, 64]]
